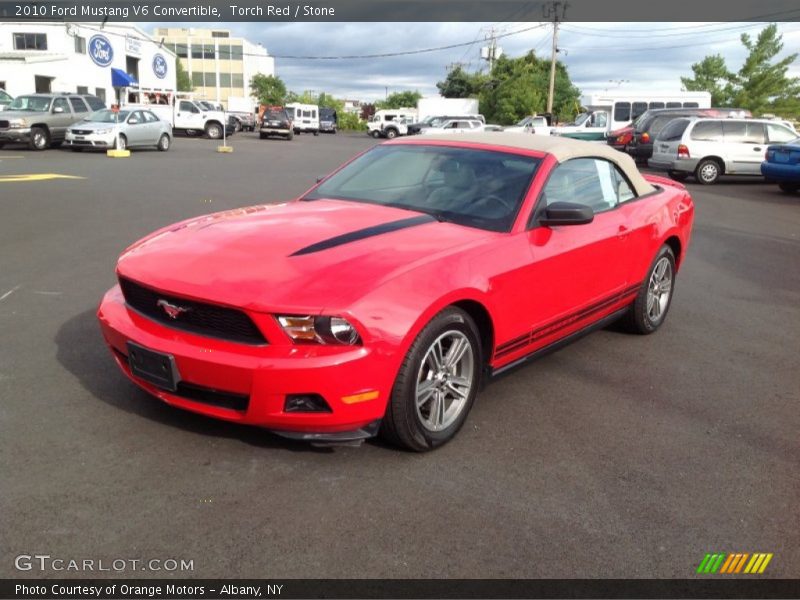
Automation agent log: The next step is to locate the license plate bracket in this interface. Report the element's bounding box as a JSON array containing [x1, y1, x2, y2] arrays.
[[127, 341, 180, 391]]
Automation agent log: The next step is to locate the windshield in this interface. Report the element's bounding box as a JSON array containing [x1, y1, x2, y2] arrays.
[[7, 96, 51, 112], [568, 112, 591, 127], [515, 116, 533, 127], [303, 145, 540, 233], [85, 109, 130, 123], [265, 110, 285, 120], [0, 90, 11, 103]]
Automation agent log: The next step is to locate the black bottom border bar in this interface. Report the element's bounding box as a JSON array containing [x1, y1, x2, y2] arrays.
[[3, 579, 800, 599]]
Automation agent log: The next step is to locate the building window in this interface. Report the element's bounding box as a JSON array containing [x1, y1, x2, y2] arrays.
[[231, 73, 244, 88], [204, 72, 217, 86], [14, 33, 48, 50], [231, 45, 243, 60], [77, 86, 89, 94], [219, 73, 231, 87], [74, 36, 86, 54], [192, 72, 204, 86], [218, 44, 231, 60], [95, 88, 106, 103], [175, 43, 188, 58], [212, 31, 229, 38], [203, 44, 215, 59]]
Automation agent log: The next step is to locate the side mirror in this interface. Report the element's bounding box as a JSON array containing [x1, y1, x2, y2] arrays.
[[53, 106, 65, 114], [539, 202, 594, 227]]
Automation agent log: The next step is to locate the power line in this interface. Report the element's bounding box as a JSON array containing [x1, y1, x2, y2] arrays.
[[559, 22, 775, 39]]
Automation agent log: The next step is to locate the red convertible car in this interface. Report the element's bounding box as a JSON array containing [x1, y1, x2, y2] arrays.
[[98, 133, 694, 451]]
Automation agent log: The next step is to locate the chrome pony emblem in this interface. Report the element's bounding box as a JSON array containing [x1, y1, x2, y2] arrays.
[[157, 299, 191, 319]]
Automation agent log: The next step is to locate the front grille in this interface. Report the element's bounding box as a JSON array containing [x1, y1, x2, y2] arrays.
[[71, 129, 93, 135], [119, 277, 267, 345]]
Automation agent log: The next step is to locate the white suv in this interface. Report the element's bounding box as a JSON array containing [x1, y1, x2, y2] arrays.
[[648, 117, 797, 184], [419, 118, 485, 135]]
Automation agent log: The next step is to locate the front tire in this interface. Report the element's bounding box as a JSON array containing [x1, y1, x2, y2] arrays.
[[384, 128, 398, 139], [370, 130, 380, 139], [620, 245, 676, 334], [778, 182, 799, 194], [157, 133, 170, 151], [381, 307, 482, 451], [29, 126, 50, 151], [205, 122, 222, 139], [115, 134, 127, 151], [695, 158, 721, 185]]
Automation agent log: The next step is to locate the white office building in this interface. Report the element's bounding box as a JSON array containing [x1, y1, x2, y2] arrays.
[[0, 22, 177, 104]]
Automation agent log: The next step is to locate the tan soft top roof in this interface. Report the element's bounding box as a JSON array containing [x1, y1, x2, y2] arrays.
[[406, 132, 655, 196]]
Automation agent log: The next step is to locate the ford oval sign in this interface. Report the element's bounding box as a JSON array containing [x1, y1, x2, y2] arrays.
[[153, 54, 168, 79], [89, 35, 114, 67]]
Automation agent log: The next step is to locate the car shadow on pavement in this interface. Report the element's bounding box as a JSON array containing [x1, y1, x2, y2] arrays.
[[55, 308, 337, 453]]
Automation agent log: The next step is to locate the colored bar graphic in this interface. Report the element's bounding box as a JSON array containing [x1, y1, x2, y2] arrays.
[[699, 552, 773, 575]]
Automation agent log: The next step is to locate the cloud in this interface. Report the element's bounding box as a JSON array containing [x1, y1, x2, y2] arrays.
[[153, 21, 800, 102]]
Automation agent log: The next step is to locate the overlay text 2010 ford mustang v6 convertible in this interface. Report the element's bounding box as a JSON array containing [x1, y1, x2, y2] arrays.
[[97, 133, 694, 451]]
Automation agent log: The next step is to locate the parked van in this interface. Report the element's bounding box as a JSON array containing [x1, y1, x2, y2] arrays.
[[285, 102, 319, 135], [648, 117, 798, 184], [367, 108, 418, 138]]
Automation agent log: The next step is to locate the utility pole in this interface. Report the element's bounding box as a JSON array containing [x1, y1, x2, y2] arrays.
[[545, 1, 566, 115], [487, 27, 497, 73]]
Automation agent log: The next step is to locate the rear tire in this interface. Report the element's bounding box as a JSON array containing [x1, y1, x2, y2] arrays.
[[778, 182, 799, 193], [694, 158, 722, 185], [620, 245, 676, 335], [385, 128, 398, 139], [668, 170, 689, 182], [380, 307, 482, 452], [259, 132, 267, 140], [29, 126, 50, 151], [287, 131, 294, 141]]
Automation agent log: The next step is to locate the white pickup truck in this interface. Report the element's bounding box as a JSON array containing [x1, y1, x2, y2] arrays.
[[127, 99, 235, 139], [503, 115, 553, 135]]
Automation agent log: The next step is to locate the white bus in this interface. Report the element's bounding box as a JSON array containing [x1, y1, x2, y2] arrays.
[[553, 91, 712, 141], [285, 102, 320, 135]]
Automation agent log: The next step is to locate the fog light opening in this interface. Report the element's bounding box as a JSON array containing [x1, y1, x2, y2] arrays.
[[284, 393, 332, 413]]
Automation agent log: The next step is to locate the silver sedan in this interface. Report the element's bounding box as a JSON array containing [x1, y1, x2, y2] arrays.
[[65, 109, 172, 152]]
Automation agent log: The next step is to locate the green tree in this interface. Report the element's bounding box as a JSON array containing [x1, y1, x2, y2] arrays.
[[733, 24, 800, 114], [250, 74, 287, 106], [680, 55, 735, 107], [680, 24, 800, 116], [377, 90, 422, 110], [175, 60, 192, 92], [436, 66, 484, 98], [476, 51, 581, 125]]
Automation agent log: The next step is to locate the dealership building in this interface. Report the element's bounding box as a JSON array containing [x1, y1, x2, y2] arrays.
[[151, 27, 274, 108], [0, 22, 177, 104]]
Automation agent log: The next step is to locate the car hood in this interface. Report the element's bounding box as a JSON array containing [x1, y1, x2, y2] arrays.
[[0, 109, 47, 120], [117, 199, 493, 312], [70, 121, 120, 131]]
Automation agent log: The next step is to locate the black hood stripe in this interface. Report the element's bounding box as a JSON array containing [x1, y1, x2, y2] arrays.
[[290, 215, 436, 257]]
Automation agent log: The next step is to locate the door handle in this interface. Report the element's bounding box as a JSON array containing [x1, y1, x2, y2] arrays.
[[617, 225, 629, 239], [753, 147, 762, 151]]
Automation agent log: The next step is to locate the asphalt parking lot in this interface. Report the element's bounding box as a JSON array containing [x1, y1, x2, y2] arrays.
[[1, 132, 798, 579]]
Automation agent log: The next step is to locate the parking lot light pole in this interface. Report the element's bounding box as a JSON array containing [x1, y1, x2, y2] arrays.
[[217, 109, 234, 153]]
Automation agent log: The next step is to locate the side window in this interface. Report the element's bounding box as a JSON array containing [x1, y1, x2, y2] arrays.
[[766, 123, 797, 143], [179, 101, 194, 112], [658, 119, 690, 141], [68, 96, 89, 113], [594, 112, 608, 127], [614, 102, 631, 122], [683, 102, 699, 108], [722, 121, 747, 143], [666, 102, 681, 108], [540, 158, 629, 213], [691, 121, 723, 142], [743, 122, 765, 144], [631, 102, 648, 120], [52, 97, 69, 112], [649, 102, 665, 109]]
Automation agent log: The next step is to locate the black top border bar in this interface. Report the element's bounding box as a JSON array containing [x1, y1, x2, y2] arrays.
[[3, 579, 800, 600], [1, 0, 800, 22]]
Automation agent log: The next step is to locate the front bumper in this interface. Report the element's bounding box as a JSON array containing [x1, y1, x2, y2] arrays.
[[65, 131, 116, 148], [97, 285, 393, 439], [0, 127, 32, 142]]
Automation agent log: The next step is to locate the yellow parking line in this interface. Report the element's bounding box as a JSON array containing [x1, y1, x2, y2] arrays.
[[0, 173, 85, 183], [0, 155, 25, 159]]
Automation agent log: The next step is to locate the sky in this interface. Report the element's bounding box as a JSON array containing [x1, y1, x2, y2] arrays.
[[157, 21, 800, 102]]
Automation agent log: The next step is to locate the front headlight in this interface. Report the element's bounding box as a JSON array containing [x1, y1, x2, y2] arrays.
[[8, 118, 28, 129], [92, 128, 113, 135], [277, 315, 361, 345]]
